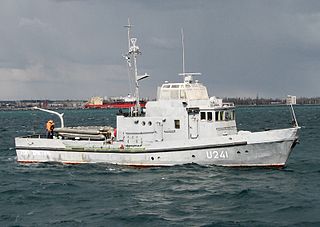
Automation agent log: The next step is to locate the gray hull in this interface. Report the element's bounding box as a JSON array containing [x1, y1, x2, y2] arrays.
[[15, 128, 298, 167]]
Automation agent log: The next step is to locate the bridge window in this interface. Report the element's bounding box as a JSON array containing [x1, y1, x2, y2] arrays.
[[219, 111, 224, 121], [200, 111, 213, 121], [200, 112, 206, 120], [225, 111, 231, 121], [215, 111, 219, 121], [174, 120, 180, 129], [159, 83, 208, 101], [215, 110, 235, 121]]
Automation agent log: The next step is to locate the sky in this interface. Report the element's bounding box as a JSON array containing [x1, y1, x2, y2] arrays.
[[1, 0, 320, 100]]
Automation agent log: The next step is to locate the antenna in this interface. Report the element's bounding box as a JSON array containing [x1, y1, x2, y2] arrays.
[[181, 28, 185, 74], [124, 18, 133, 97], [124, 18, 132, 50], [179, 28, 201, 83]]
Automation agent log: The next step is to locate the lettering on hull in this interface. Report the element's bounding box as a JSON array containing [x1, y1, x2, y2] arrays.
[[206, 150, 228, 159]]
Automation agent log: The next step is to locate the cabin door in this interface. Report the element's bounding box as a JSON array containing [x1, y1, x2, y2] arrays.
[[155, 121, 163, 142], [188, 113, 199, 139]]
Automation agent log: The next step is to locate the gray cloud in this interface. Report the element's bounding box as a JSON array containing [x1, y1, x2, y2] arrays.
[[0, 0, 320, 100]]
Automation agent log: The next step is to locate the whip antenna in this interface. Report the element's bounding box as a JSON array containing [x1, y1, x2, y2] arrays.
[[124, 18, 134, 96], [179, 28, 201, 83], [181, 28, 185, 74]]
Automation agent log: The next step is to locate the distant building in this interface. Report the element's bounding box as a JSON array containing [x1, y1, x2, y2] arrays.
[[286, 95, 297, 105], [88, 96, 103, 105]]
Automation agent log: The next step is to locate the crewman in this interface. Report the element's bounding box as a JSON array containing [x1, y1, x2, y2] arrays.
[[46, 120, 55, 139]]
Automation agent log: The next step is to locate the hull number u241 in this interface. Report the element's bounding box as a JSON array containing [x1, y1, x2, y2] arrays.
[[206, 150, 228, 159]]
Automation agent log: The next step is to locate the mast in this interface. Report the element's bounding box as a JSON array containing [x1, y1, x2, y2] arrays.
[[124, 18, 133, 97], [131, 38, 141, 114], [124, 20, 149, 116], [124, 18, 132, 51]]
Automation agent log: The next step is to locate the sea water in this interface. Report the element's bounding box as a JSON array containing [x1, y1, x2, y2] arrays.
[[0, 106, 319, 226]]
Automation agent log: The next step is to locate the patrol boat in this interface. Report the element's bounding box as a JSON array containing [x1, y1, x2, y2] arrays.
[[15, 25, 300, 167]]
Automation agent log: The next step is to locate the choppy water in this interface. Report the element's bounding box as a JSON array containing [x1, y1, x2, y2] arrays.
[[0, 106, 319, 226]]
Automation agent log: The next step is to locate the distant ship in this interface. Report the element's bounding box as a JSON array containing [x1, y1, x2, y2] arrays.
[[84, 95, 147, 109]]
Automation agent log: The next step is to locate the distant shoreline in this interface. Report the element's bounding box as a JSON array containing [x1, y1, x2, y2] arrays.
[[1, 103, 319, 111], [1, 97, 320, 111]]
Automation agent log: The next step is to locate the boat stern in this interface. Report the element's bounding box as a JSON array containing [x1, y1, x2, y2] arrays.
[[15, 136, 66, 163]]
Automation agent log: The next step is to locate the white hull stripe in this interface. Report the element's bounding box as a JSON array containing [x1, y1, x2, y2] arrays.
[[16, 141, 248, 153], [15, 139, 294, 154]]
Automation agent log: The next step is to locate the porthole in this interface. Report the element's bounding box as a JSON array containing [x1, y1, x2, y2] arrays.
[[151, 157, 154, 160], [245, 150, 249, 153], [142, 121, 146, 126], [237, 151, 241, 154], [192, 155, 195, 158], [134, 120, 139, 124], [148, 121, 152, 126]]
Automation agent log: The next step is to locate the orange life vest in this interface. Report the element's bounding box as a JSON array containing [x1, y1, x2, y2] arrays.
[[46, 121, 54, 131]]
